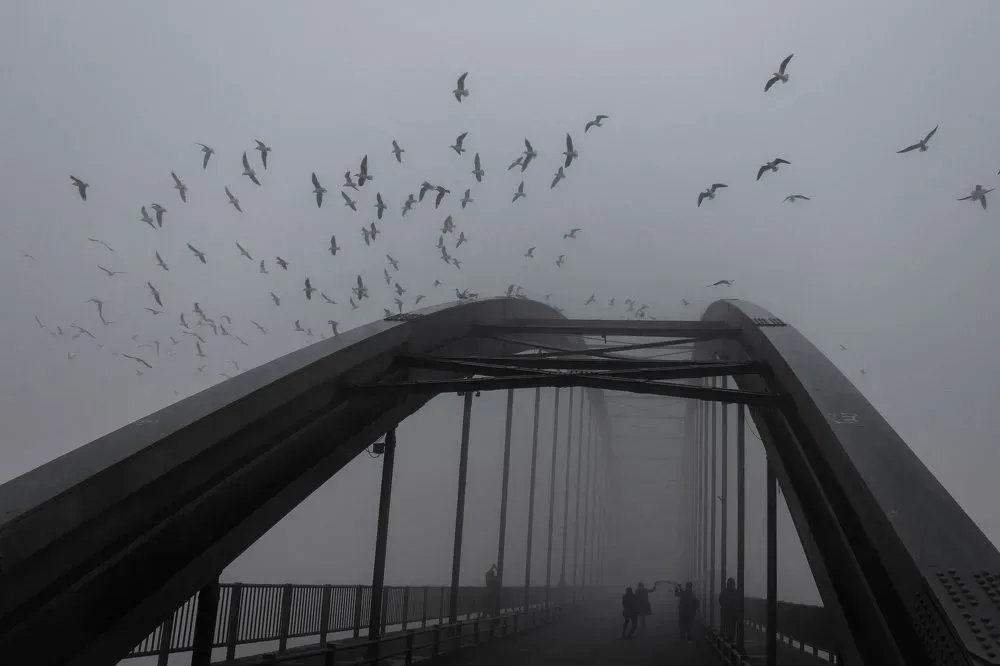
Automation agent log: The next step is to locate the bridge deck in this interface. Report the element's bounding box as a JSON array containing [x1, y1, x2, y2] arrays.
[[219, 606, 830, 666]]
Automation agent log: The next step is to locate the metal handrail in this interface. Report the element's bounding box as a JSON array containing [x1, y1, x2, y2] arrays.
[[248, 605, 560, 665]]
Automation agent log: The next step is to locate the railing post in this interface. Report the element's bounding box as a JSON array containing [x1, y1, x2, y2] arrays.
[[433, 625, 441, 655], [737, 405, 746, 652], [766, 457, 778, 666], [438, 585, 445, 624], [352, 585, 364, 638], [402, 586, 410, 630], [155, 612, 174, 666], [523, 387, 542, 612], [581, 400, 593, 590], [721, 378, 729, 609], [381, 587, 389, 636], [278, 583, 293, 653], [421, 586, 428, 627], [322, 644, 337, 666], [449, 392, 475, 624], [544, 388, 561, 617], [559, 387, 574, 588], [226, 582, 243, 660], [318, 584, 332, 647], [191, 578, 221, 666], [701, 384, 710, 608], [404, 630, 415, 665], [369, 429, 397, 642]]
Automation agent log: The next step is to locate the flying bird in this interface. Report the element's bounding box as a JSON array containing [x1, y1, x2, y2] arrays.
[[328, 320, 340, 337], [196, 341, 207, 358], [303, 278, 316, 300], [387, 254, 399, 271], [255, 140, 271, 168], [236, 242, 253, 261], [564, 228, 581, 239], [897, 125, 939, 154], [242, 152, 261, 186], [958, 185, 995, 210], [343, 171, 359, 191], [276, 256, 289, 270], [97, 264, 126, 277], [354, 274, 368, 300], [586, 293, 596, 306], [311, 172, 327, 207], [524, 247, 535, 258], [270, 292, 280, 306], [472, 153, 484, 182], [764, 54, 794, 92], [402, 194, 416, 216], [451, 132, 468, 155], [355, 155, 372, 186], [251, 320, 267, 334], [88, 298, 112, 325], [196, 143, 215, 169], [139, 206, 155, 228], [123, 353, 152, 369], [88, 237, 115, 252], [512, 181, 526, 203], [707, 280, 734, 287], [187, 243, 207, 264], [329, 235, 340, 256], [419, 181, 435, 203], [698, 184, 728, 206], [757, 159, 790, 181], [71, 324, 96, 339], [374, 192, 387, 219], [341, 191, 358, 211], [585, 115, 609, 132], [392, 139, 404, 163], [394, 282, 406, 296], [434, 186, 450, 209], [461, 189, 473, 208], [70, 175, 89, 201], [521, 139, 537, 171], [415, 295, 425, 304], [321, 292, 336, 305], [556, 255, 566, 267], [551, 166, 566, 189], [150, 203, 167, 227], [225, 186, 242, 212], [171, 171, 188, 202], [453, 72, 470, 102], [784, 194, 811, 202], [259, 259, 268, 274], [456, 232, 468, 248], [507, 156, 524, 171], [563, 134, 577, 167]]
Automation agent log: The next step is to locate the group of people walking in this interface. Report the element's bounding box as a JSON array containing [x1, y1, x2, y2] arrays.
[[620, 577, 741, 642]]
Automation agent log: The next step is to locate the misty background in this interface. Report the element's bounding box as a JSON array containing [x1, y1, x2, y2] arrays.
[[2, 0, 1000, 608]]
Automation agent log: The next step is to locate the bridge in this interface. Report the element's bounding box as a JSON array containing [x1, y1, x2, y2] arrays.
[[1, 298, 998, 666]]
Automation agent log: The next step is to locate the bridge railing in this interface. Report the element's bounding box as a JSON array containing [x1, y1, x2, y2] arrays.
[[742, 598, 839, 657], [125, 583, 595, 660]]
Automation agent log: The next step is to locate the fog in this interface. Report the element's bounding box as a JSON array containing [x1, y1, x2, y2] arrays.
[[2, 0, 1000, 609]]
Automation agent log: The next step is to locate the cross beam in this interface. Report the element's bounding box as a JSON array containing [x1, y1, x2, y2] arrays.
[[400, 355, 765, 376], [475, 319, 740, 339], [353, 374, 779, 406]]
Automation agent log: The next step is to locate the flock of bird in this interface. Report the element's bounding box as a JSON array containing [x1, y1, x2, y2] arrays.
[[30, 61, 887, 387]]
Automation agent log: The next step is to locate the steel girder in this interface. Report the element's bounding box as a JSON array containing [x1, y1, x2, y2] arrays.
[[697, 299, 1000, 666], [0, 298, 612, 666]]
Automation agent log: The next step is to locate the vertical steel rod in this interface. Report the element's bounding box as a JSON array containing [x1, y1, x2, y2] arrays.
[[720, 377, 729, 603], [523, 387, 542, 611], [736, 404, 746, 651], [766, 455, 778, 666], [710, 377, 718, 628], [449, 392, 474, 624], [544, 388, 561, 609], [581, 399, 593, 590], [701, 383, 710, 608], [693, 396, 701, 584], [368, 429, 398, 639], [559, 387, 575, 587], [496, 389, 515, 586], [572, 390, 586, 598]]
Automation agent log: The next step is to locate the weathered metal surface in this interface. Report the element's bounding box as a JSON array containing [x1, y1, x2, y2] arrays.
[[700, 299, 1000, 666], [0, 298, 612, 666], [477, 318, 739, 338]]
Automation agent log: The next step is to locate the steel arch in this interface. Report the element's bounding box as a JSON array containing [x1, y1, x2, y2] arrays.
[[0, 298, 609, 666], [697, 299, 1000, 666]]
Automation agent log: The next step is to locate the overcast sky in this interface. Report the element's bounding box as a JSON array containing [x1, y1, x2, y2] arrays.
[[2, 0, 1000, 609]]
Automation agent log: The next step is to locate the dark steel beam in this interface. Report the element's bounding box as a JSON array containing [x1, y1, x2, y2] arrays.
[[709, 377, 717, 627], [736, 404, 746, 651], [544, 388, 561, 609], [355, 375, 779, 407], [523, 388, 542, 611], [558, 388, 574, 587], [529, 338, 698, 358], [496, 390, 514, 587], [190, 579, 219, 666], [368, 429, 397, 640], [448, 393, 474, 624], [766, 458, 777, 666], [477, 319, 741, 339], [403, 355, 742, 371], [720, 377, 729, 616]]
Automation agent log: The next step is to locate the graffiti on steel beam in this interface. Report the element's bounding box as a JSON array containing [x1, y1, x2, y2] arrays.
[[752, 317, 787, 327]]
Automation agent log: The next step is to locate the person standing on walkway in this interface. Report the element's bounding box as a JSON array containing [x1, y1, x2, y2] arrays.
[[485, 564, 499, 616], [634, 582, 657, 630], [675, 582, 699, 642], [718, 577, 739, 642], [621, 586, 639, 639]]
